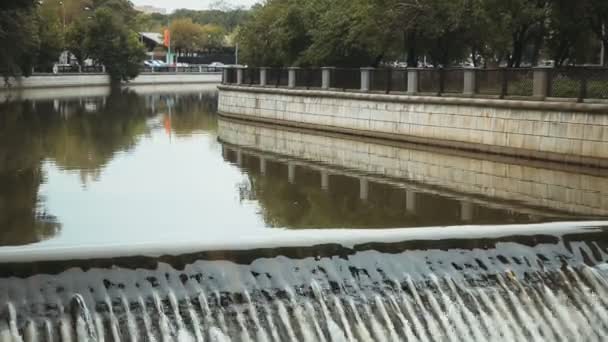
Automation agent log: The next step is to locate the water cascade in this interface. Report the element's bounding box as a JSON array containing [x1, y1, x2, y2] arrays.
[[1, 224, 608, 341]]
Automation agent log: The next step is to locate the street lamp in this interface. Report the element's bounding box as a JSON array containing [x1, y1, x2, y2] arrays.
[[58, 1, 66, 33]]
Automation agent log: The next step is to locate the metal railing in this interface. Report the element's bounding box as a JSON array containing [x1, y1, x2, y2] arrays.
[[39, 65, 223, 74], [242, 67, 260, 85], [331, 68, 361, 91], [267, 68, 289, 87], [223, 66, 608, 102], [295, 68, 322, 89], [141, 65, 223, 73], [549, 68, 608, 100], [474, 68, 534, 97]]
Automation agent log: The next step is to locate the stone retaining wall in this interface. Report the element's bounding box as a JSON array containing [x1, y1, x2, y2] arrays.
[[218, 86, 608, 167]]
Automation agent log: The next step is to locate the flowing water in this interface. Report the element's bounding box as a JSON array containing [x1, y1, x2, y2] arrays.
[[1, 85, 608, 341]]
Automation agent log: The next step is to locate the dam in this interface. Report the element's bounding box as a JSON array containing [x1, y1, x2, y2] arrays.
[[1, 85, 608, 341]]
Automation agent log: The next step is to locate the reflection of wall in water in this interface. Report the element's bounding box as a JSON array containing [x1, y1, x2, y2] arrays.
[[218, 118, 608, 219], [221, 145, 560, 228]]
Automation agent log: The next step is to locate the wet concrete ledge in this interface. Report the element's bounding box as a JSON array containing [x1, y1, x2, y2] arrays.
[[218, 85, 608, 168]]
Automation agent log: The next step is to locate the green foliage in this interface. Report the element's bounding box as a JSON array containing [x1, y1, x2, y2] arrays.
[[36, 5, 64, 71], [0, 1, 39, 80], [65, 17, 89, 66], [236, 0, 608, 67], [86, 8, 146, 81]]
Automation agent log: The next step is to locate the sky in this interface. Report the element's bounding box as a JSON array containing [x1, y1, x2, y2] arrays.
[[131, 0, 260, 12]]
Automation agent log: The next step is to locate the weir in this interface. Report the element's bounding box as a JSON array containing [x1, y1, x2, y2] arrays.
[[1, 223, 608, 341]]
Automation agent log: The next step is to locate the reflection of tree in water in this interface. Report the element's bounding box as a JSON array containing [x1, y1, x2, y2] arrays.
[[43, 89, 152, 183], [159, 92, 219, 136], [0, 101, 61, 245], [0, 89, 219, 246]]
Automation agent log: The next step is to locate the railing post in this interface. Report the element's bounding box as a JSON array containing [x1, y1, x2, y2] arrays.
[[288, 67, 299, 88], [360, 67, 373, 92], [500, 69, 508, 98], [578, 70, 588, 103], [463, 67, 477, 96], [199, 65, 203, 73], [533, 67, 550, 100], [438, 68, 445, 96], [236, 66, 244, 85], [407, 68, 419, 95], [321, 67, 334, 90], [260, 67, 268, 86], [101, 65, 106, 73], [222, 67, 230, 84]]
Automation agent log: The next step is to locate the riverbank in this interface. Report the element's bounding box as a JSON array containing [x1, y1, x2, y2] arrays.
[[218, 85, 608, 167], [2, 72, 222, 90]]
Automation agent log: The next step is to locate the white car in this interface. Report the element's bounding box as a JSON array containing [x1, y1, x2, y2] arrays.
[[209, 62, 225, 68]]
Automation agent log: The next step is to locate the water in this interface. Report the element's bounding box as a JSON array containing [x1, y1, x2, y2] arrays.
[[1, 85, 608, 340], [1, 86, 606, 248]]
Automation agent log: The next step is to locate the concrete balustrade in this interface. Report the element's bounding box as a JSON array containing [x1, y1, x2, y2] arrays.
[[260, 67, 268, 86], [360, 67, 373, 92], [236, 65, 582, 101], [236, 67, 244, 85], [407, 69, 419, 95], [533, 67, 550, 100], [288, 67, 299, 88], [463, 68, 476, 96], [222, 68, 230, 84], [321, 67, 334, 90]]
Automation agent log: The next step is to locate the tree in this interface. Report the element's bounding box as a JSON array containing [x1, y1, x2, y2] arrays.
[[36, 3, 64, 71], [0, 1, 39, 80], [201, 24, 227, 50], [303, 0, 398, 67], [169, 18, 206, 55], [65, 17, 90, 66], [86, 8, 145, 82], [584, 0, 608, 66]]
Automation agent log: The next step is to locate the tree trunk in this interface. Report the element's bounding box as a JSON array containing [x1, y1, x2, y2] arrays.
[[405, 30, 417, 67]]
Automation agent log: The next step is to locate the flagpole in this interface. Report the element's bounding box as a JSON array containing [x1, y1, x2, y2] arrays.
[[166, 20, 171, 65]]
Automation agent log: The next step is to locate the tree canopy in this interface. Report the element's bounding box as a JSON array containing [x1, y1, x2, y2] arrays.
[[1, 0, 146, 81], [236, 0, 608, 67]]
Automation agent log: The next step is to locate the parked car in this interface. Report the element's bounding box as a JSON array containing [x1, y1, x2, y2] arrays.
[[209, 62, 225, 68]]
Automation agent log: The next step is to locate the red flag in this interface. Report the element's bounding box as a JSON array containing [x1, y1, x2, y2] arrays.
[[163, 29, 170, 47]]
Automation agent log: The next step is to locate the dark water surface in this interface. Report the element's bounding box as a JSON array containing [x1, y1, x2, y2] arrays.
[[0, 85, 607, 248]]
